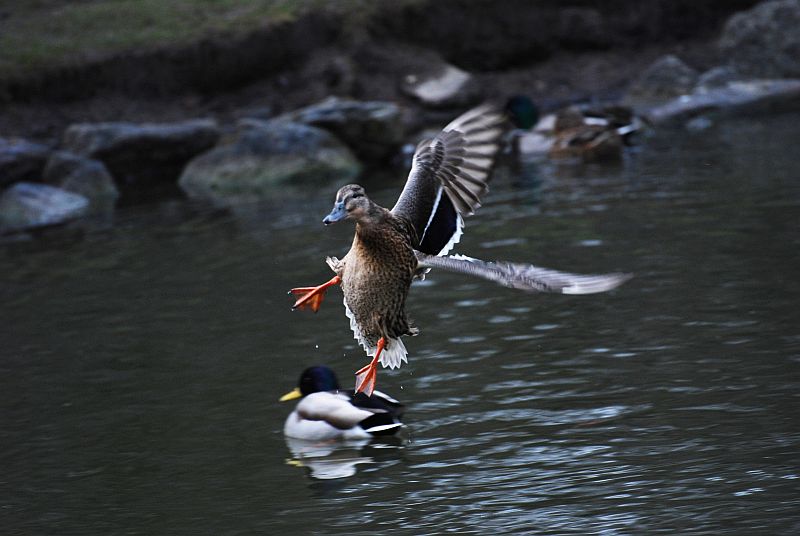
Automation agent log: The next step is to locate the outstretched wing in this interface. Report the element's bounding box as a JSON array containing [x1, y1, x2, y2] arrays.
[[416, 252, 631, 294], [392, 105, 505, 256]]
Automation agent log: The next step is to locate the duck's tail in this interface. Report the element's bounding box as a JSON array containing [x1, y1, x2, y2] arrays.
[[358, 412, 404, 436], [415, 252, 631, 294], [375, 337, 408, 370]]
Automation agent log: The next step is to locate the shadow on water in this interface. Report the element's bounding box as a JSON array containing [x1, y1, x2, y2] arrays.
[[2, 113, 800, 534]]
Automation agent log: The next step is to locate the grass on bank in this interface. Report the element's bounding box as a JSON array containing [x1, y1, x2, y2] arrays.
[[0, 0, 397, 80]]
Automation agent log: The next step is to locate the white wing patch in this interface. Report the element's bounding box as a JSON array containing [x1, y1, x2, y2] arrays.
[[437, 213, 464, 257], [343, 297, 408, 370], [418, 186, 464, 258], [449, 253, 477, 262], [419, 185, 443, 245]]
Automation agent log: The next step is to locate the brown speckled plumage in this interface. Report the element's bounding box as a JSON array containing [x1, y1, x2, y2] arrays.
[[327, 200, 420, 355]]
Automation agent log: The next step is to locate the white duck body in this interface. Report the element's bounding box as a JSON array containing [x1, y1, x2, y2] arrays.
[[283, 390, 404, 441]]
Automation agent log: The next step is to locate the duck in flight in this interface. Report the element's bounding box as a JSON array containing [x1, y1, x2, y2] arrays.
[[290, 105, 630, 396]]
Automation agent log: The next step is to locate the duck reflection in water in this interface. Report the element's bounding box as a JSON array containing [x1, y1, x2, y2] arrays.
[[284, 436, 405, 480]]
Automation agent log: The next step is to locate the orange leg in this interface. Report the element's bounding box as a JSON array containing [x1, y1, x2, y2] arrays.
[[289, 275, 341, 312], [354, 337, 385, 397]]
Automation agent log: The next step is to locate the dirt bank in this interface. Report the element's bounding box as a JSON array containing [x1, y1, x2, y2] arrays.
[[0, 0, 758, 142]]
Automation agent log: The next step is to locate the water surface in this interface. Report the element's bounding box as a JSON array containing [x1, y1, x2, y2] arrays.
[[2, 113, 800, 535]]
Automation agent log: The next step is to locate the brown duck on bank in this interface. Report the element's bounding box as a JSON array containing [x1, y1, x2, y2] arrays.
[[290, 105, 630, 396], [548, 106, 624, 162]]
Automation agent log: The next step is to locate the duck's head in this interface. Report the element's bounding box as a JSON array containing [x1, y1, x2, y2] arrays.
[[505, 95, 540, 130], [279, 366, 341, 401], [323, 184, 373, 225]]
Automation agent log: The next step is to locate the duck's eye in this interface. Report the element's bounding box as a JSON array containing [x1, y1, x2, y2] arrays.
[[350, 193, 364, 200]]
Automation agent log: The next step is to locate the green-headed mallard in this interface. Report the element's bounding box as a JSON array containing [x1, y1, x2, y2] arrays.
[[280, 366, 404, 440], [506, 96, 646, 161], [290, 105, 630, 396]]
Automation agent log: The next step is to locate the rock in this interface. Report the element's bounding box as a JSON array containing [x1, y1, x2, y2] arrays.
[[695, 66, 741, 93], [645, 79, 800, 124], [0, 182, 89, 232], [279, 97, 404, 162], [719, 0, 800, 79], [627, 54, 699, 102], [62, 119, 220, 186], [234, 106, 275, 122], [43, 151, 119, 211], [179, 119, 361, 204], [401, 62, 481, 108], [0, 138, 50, 188], [685, 116, 714, 132]]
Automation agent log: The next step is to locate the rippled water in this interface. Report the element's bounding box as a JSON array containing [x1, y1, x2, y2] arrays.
[[3, 113, 800, 535]]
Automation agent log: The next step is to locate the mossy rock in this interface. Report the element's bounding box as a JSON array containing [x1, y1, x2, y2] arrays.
[[179, 119, 361, 203]]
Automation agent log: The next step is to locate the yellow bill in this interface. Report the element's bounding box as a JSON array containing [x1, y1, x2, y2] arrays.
[[279, 387, 302, 402]]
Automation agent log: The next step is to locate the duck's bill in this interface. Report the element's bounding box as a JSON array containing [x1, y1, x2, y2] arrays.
[[279, 387, 302, 402], [323, 202, 346, 225]]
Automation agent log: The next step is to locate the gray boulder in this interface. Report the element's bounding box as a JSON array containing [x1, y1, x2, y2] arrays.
[[401, 61, 481, 108], [627, 54, 699, 102], [279, 97, 404, 162], [0, 182, 89, 232], [719, 0, 800, 79], [179, 119, 361, 204], [646, 79, 800, 124], [0, 138, 50, 188], [43, 151, 119, 211], [62, 119, 220, 185], [695, 66, 742, 93]]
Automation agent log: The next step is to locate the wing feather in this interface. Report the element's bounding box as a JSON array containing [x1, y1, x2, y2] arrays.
[[416, 252, 632, 294], [392, 105, 505, 256]]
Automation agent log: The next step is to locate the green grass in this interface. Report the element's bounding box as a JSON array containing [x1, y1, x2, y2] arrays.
[[0, 0, 377, 79]]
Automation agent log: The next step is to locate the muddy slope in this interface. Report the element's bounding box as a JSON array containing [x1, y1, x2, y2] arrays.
[[1, 1, 758, 105]]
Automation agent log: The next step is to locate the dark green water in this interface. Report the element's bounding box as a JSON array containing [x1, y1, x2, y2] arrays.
[[2, 113, 800, 535]]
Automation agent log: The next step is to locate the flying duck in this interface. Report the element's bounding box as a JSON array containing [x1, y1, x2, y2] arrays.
[[290, 104, 630, 396]]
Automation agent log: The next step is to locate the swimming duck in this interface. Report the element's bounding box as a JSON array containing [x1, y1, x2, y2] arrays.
[[290, 104, 630, 396], [280, 366, 405, 440], [548, 106, 624, 162], [506, 96, 645, 161], [505, 95, 553, 158]]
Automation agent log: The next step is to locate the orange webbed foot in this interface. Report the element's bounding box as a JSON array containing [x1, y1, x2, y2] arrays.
[[354, 337, 385, 397], [289, 276, 341, 312], [354, 362, 378, 397]]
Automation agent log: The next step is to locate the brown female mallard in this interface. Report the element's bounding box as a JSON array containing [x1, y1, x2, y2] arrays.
[[290, 105, 629, 396]]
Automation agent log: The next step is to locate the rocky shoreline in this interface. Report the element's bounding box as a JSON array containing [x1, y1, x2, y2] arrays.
[[2, 0, 799, 236]]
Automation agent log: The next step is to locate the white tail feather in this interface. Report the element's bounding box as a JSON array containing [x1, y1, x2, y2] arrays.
[[377, 338, 408, 370]]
